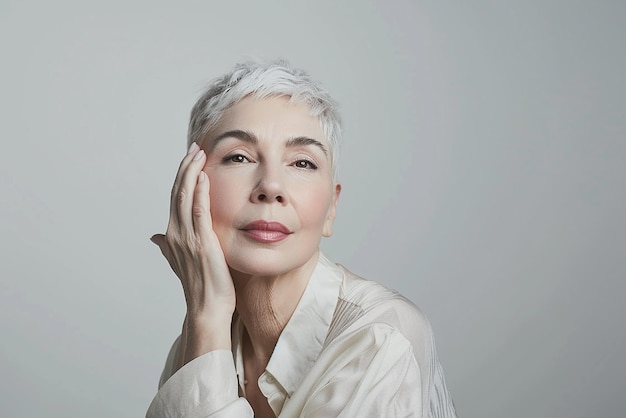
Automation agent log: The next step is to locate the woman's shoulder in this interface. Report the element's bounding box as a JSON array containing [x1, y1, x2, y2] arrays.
[[337, 265, 429, 321], [326, 264, 435, 352]]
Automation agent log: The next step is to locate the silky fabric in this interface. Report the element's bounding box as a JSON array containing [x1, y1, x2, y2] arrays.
[[146, 253, 457, 417]]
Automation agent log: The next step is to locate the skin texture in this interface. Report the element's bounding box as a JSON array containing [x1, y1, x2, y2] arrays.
[[152, 96, 341, 417]]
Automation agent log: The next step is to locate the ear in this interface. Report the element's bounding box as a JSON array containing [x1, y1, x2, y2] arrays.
[[322, 183, 342, 238]]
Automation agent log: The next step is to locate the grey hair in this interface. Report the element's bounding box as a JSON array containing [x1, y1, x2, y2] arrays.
[[188, 60, 341, 176]]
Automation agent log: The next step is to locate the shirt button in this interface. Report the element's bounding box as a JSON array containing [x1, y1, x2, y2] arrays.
[[266, 375, 275, 383]]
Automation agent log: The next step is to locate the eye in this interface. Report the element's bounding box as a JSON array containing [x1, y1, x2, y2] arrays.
[[224, 154, 251, 164], [293, 159, 318, 170]]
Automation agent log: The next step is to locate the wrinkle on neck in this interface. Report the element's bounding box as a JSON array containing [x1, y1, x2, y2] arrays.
[[230, 253, 319, 362]]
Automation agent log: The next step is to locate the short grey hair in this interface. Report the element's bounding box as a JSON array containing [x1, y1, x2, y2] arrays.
[[188, 60, 342, 176]]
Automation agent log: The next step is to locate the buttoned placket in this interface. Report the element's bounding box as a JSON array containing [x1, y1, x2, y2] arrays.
[[258, 370, 288, 415], [231, 253, 344, 414], [232, 318, 288, 414]]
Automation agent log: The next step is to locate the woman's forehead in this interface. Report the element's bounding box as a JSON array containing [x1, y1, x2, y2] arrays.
[[206, 96, 330, 147]]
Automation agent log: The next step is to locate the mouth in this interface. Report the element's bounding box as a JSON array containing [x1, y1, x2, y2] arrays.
[[240, 220, 293, 243]]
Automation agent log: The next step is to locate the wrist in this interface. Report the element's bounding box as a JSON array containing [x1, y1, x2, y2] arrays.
[[186, 310, 232, 333], [182, 310, 232, 362]]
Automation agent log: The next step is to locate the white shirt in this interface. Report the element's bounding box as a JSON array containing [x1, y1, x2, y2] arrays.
[[147, 253, 457, 417]]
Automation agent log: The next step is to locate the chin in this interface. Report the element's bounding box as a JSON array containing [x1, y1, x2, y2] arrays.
[[225, 247, 319, 278]]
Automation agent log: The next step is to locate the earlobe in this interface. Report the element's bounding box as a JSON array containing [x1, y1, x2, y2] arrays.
[[322, 183, 342, 238]]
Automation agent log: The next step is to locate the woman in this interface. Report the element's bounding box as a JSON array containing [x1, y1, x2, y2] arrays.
[[147, 61, 457, 417]]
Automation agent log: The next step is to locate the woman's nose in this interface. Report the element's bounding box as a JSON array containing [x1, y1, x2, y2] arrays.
[[251, 166, 288, 205]]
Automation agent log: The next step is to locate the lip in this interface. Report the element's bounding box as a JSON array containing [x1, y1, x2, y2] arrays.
[[241, 220, 293, 243]]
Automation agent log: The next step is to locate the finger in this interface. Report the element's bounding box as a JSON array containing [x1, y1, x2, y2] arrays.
[[151, 233, 181, 278], [150, 233, 172, 260], [170, 146, 207, 234], [192, 171, 214, 240], [192, 171, 231, 279], [169, 143, 200, 222], [150, 233, 166, 247]]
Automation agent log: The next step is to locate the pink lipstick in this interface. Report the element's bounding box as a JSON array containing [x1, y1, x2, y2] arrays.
[[241, 221, 292, 243]]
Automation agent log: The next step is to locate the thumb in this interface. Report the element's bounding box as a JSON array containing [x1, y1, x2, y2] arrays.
[[150, 233, 166, 248], [150, 233, 177, 275]]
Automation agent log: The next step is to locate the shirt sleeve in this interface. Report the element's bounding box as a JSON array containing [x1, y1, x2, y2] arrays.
[[146, 314, 456, 417], [146, 341, 253, 418]]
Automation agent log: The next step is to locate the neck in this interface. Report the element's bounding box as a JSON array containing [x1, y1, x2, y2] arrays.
[[231, 251, 319, 362]]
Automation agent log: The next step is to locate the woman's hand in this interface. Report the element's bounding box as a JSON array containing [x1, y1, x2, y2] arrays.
[[151, 143, 235, 367]]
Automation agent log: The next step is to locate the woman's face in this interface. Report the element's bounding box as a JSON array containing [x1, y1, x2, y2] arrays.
[[200, 95, 341, 277]]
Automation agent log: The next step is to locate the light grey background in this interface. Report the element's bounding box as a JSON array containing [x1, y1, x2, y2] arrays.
[[1, 1, 624, 417]]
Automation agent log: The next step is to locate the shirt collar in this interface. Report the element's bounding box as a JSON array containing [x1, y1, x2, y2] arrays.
[[232, 252, 343, 397]]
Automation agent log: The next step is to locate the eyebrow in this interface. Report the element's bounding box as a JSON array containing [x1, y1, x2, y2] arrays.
[[286, 136, 328, 156], [207, 129, 328, 156], [207, 130, 257, 151]]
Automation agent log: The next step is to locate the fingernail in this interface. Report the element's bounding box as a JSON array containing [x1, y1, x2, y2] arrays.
[[193, 149, 205, 161], [187, 142, 198, 155]]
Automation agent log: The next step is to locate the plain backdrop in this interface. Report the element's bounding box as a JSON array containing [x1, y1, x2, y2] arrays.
[[1, 1, 624, 417]]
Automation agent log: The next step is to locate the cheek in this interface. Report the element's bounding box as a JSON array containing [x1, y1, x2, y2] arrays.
[[296, 185, 334, 227], [207, 173, 241, 226]]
